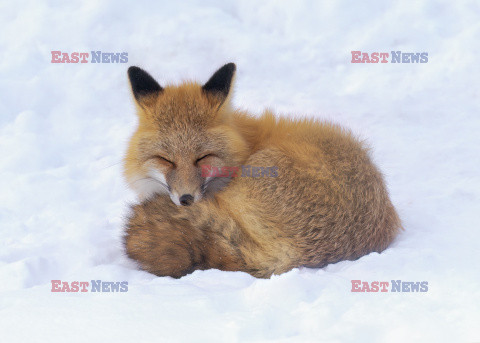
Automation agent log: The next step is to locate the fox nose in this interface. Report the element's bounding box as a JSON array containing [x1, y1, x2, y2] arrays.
[[179, 194, 194, 206]]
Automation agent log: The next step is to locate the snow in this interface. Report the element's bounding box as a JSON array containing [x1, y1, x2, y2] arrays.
[[1, 0, 479, 341]]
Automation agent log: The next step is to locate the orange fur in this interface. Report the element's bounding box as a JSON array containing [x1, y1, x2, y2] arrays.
[[124, 64, 401, 278]]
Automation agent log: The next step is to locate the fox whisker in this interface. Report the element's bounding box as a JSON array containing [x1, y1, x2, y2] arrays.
[[201, 176, 231, 195], [132, 177, 170, 192]]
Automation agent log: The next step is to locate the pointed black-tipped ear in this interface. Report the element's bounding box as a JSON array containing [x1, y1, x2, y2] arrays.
[[128, 66, 163, 102], [202, 63, 236, 103]]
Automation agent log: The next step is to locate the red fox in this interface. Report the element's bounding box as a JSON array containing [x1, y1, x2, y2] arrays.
[[124, 63, 401, 278]]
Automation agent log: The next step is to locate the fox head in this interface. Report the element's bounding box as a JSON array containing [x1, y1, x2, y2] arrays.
[[124, 63, 249, 206]]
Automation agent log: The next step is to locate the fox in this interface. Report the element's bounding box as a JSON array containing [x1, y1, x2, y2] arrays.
[[123, 63, 401, 278]]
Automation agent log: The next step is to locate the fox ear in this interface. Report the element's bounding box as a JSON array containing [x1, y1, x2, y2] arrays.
[[202, 63, 236, 105], [128, 66, 163, 105]]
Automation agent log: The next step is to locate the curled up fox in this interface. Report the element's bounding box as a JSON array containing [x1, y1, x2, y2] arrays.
[[123, 63, 401, 278]]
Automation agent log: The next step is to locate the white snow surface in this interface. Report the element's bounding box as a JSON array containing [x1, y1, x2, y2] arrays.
[[1, 0, 479, 342]]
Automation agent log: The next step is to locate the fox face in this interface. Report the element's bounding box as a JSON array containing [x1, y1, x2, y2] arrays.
[[124, 63, 249, 206]]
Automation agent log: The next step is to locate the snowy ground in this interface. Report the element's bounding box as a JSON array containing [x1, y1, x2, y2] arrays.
[[1, 0, 479, 342]]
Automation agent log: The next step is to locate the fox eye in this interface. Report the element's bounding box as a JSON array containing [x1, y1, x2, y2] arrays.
[[151, 155, 174, 165], [195, 154, 214, 164]]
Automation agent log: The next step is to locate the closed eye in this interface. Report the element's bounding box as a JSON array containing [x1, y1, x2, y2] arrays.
[[196, 154, 214, 164], [150, 155, 174, 166]]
